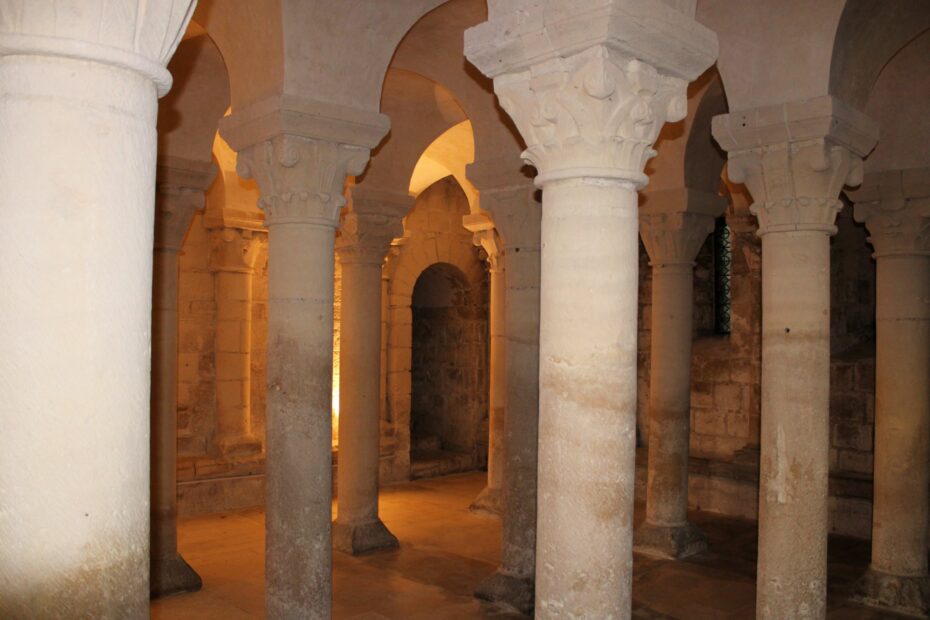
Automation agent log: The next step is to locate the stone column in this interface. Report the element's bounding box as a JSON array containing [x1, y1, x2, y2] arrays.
[[466, 5, 716, 615], [850, 168, 930, 617], [635, 189, 724, 559], [220, 104, 388, 618], [469, 158, 541, 614], [332, 188, 408, 555], [713, 96, 878, 619], [209, 225, 265, 455], [464, 214, 507, 516], [150, 159, 214, 598], [0, 3, 194, 616]]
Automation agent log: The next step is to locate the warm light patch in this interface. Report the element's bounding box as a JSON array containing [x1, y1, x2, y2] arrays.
[[409, 120, 477, 209]]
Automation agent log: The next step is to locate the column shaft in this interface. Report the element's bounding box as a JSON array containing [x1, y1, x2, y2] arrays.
[[151, 247, 202, 596], [872, 255, 930, 575], [333, 257, 398, 554], [645, 264, 694, 527], [214, 268, 259, 452], [472, 262, 507, 514], [756, 231, 831, 619], [265, 222, 336, 619], [499, 247, 541, 603], [536, 179, 639, 617], [0, 55, 156, 617]]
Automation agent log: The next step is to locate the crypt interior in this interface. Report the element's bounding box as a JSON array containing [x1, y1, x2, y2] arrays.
[[1, 0, 929, 619]]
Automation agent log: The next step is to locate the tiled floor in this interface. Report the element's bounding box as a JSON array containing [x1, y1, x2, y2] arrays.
[[151, 472, 907, 619]]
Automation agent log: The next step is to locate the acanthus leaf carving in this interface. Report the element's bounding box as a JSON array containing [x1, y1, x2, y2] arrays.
[[236, 134, 371, 228], [639, 211, 715, 266], [495, 46, 687, 186]]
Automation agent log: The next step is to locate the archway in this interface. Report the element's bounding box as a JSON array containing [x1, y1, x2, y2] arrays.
[[409, 262, 488, 478]]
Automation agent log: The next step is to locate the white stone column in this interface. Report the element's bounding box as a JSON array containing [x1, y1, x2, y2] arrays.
[[209, 225, 265, 455], [466, 4, 716, 616], [850, 169, 930, 617], [635, 189, 723, 559], [332, 188, 408, 555], [0, 3, 195, 616], [713, 96, 878, 619], [221, 104, 387, 618], [150, 160, 214, 598], [469, 159, 541, 614], [464, 215, 507, 516]]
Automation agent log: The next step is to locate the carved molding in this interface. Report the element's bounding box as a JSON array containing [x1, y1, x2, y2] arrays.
[[209, 228, 265, 274], [234, 135, 370, 228], [639, 211, 715, 266], [494, 46, 689, 185], [0, 0, 196, 95], [712, 96, 878, 237], [467, 157, 540, 251], [336, 186, 412, 264], [852, 169, 930, 257]]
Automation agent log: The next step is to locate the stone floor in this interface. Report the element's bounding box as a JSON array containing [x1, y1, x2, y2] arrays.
[[151, 472, 909, 619]]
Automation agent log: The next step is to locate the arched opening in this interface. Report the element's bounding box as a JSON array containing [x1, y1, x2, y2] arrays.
[[409, 261, 488, 478]]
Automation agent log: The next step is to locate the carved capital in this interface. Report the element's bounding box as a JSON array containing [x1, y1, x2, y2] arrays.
[[465, 1, 717, 186], [0, 0, 195, 96], [209, 228, 265, 274], [463, 212, 504, 272], [852, 169, 930, 257], [336, 187, 411, 264], [713, 97, 878, 237], [494, 46, 688, 185], [234, 135, 370, 228], [467, 157, 540, 251], [640, 211, 715, 266], [154, 158, 216, 252]]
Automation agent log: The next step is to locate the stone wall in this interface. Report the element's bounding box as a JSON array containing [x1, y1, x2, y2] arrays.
[[634, 203, 880, 539], [175, 206, 268, 517], [410, 263, 489, 460], [381, 178, 489, 483]]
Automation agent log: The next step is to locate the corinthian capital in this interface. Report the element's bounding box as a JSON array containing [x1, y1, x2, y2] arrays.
[[639, 188, 725, 265], [851, 168, 930, 257], [336, 187, 411, 264], [0, 0, 195, 95], [495, 47, 688, 185], [234, 135, 370, 227], [712, 96, 878, 236], [465, 0, 718, 186], [154, 157, 216, 253], [219, 96, 390, 228], [467, 156, 540, 252], [209, 228, 265, 274], [463, 212, 505, 272]]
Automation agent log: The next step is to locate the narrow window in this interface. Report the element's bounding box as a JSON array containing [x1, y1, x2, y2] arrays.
[[714, 215, 732, 335]]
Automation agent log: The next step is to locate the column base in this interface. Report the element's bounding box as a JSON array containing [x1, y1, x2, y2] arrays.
[[469, 485, 502, 517], [150, 553, 203, 599], [332, 518, 399, 555], [851, 568, 930, 618], [474, 569, 534, 615], [633, 521, 708, 560]]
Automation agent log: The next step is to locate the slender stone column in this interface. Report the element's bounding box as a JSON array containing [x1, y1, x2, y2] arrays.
[[221, 103, 388, 618], [150, 160, 214, 598], [713, 96, 877, 619], [469, 158, 541, 614], [850, 168, 930, 618], [464, 214, 507, 516], [635, 189, 724, 559], [332, 188, 409, 555], [0, 4, 194, 616], [467, 5, 716, 615], [209, 226, 265, 455]]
